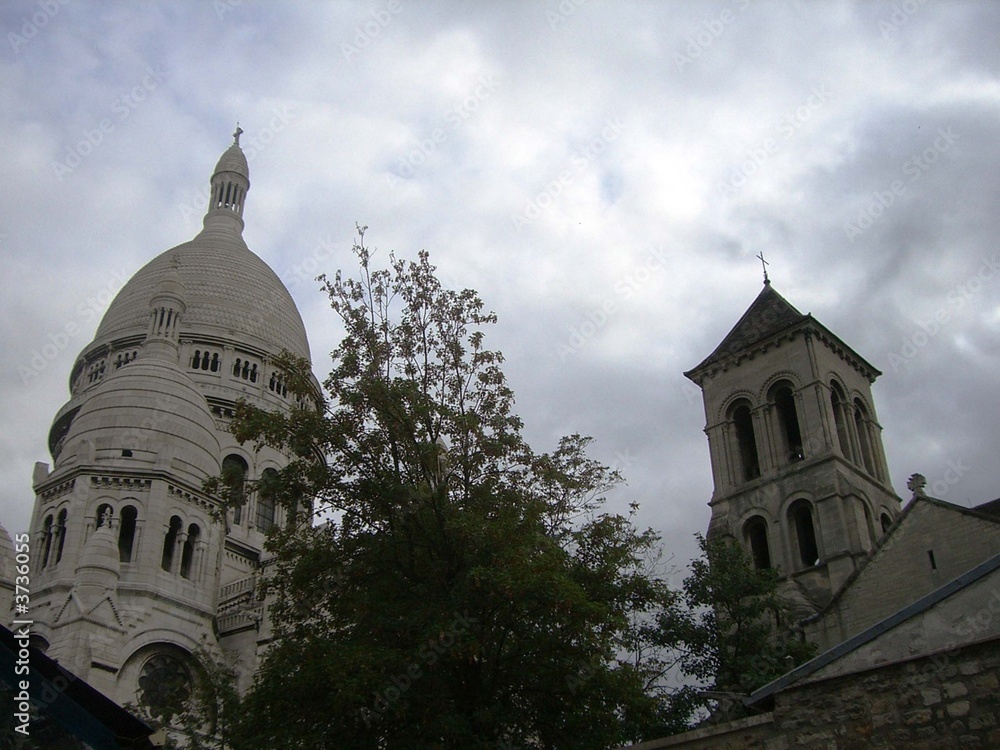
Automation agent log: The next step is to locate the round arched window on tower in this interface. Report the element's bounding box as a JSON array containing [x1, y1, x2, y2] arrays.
[[138, 653, 192, 718]]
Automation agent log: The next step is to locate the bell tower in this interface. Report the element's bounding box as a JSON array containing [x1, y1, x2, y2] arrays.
[[684, 278, 902, 611]]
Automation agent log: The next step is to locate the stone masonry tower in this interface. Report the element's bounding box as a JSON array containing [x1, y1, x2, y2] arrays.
[[684, 279, 903, 612]]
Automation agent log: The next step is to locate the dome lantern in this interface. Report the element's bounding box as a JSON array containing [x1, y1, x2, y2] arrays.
[[203, 126, 250, 234]]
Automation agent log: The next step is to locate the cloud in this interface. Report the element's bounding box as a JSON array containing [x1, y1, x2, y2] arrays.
[[2, 0, 999, 572]]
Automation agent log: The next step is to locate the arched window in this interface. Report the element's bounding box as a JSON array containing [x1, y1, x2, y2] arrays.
[[772, 383, 804, 463], [730, 400, 760, 482], [743, 516, 771, 569], [139, 653, 192, 717], [180, 524, 200, 579], [862, 503, 876, 549], [95, 503, 113, 528], [55, 509, 68, 564], [789, 500, 819, 567], [830, 382, 852, 460], [41, 514, 53, 569], [232, 358, 242, 377], [854, 400, 876, 475], [119, 505, 138, 562], [256, 468, 278, 532], [192, 350, 202, 370], [161, 516, 182, 572], [223, 455, 249, 525], [880, 513, 893, 534], [210, 352, 220, 372], [249, 363, 258, 383]]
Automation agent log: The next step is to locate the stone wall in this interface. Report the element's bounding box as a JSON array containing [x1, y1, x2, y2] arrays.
[[769, 637, 1000, 749], [630, 638, 1000, 750]]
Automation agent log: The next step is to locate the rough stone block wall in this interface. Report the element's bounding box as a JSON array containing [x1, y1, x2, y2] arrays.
[[771, 638, 1000, 749]]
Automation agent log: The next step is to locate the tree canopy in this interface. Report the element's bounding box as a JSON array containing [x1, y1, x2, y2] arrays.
[[652, 534, 816, 723], [219, 228, 679, 749]]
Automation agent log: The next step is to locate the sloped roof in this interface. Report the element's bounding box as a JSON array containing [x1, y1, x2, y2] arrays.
[[685, 281, 881, 382], [745, 551, 1000, 708], [804, 493, 1000, 621], [685, 282, 807, 378]]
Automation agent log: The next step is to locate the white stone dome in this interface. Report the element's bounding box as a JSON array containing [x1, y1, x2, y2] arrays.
[[94, 233, 310, 361], [60, 357, 221, 484]]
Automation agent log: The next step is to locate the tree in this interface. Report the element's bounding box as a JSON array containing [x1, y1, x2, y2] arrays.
[[653, 534, 816, 724], [219, 228, 676, 749]]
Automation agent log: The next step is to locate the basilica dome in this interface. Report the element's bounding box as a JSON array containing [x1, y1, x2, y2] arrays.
[[92, 131, 310, 363], [59, 357, 221, 484], [94, 233, 310, 361]]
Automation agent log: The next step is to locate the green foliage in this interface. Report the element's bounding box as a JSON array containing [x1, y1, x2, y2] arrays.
[[220, 227, 677, 749], [653, 534, 816, 723]]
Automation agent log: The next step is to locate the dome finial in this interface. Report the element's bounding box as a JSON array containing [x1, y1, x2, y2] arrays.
[[233, 123, 243, 146]]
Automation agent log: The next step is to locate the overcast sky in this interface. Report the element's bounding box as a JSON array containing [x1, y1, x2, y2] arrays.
[[2, 0, 999, 573]]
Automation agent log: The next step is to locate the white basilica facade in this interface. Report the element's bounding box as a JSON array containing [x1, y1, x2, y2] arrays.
[[19, 132, 317, 709]]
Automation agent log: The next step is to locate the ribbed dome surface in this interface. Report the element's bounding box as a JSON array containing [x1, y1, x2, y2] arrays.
[[62, 358, 221, 483], [94, 231, 311, 361], [214, 143, 249, 178]]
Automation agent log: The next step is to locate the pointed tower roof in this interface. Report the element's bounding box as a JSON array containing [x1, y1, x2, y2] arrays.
[[686, 282, 806, 375], [685, 281, 881, 383]]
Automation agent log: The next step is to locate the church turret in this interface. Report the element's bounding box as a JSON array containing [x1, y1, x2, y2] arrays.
[[203, 126, 250, 234], [143, 260, 186, 361], [685, 275, 902, 612]]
